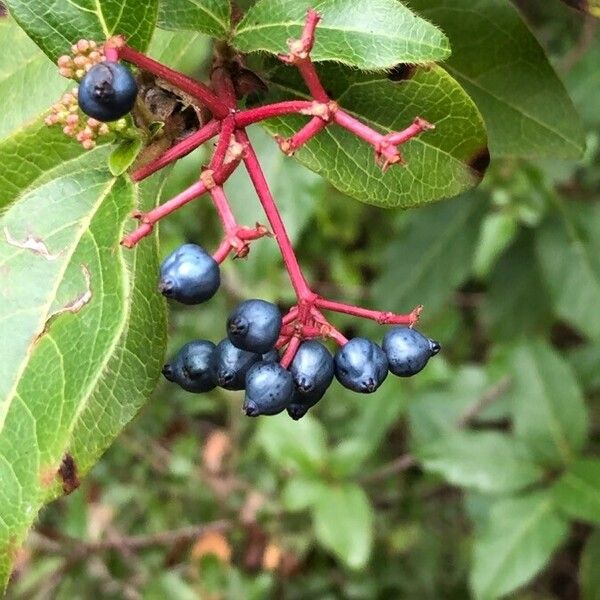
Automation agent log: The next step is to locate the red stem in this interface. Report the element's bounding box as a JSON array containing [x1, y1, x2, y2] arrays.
[[386, 117, 434, 145], [131, 120, 220, 182], [210, 186, 237, 232], [234, 101, 313, 127], [277, 116, 328, 154], [296, 60, 329, 103], [315, 297, 421, 326], [209, 117, 235, 170], [116, 44, 228, 119], [236, 129, 313, 301], [280, 335, 301, 369]]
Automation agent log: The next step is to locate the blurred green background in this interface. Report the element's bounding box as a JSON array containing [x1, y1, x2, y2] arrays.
[[8, 1, 600, 598]]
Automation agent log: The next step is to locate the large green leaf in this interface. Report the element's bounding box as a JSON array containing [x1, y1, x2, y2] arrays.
[[312, 482, 374, 569], [553, 459, 600, 525], [470, 491, 569, 600], [158, 0, 231, 38], [262, 63, 487, 208], [536, 203, 600, 340], [511, 341, 588, 467], [411, 0, 585, 158], [4, 0, 158, 61], [233, 0, 450, 69], [415, 431, 542, 494], [0, 18, 67, 141], [374, 193, 485, 318], [0, 127, 166, 585]]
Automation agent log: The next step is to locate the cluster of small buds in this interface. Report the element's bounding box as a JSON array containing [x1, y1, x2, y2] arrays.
[[57, 39, 105, 80], [44, 88, 125, 150]]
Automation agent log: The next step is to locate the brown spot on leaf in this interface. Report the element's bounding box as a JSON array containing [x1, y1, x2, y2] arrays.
[[58, 454, 80, 494], [469, 147, 491, 178], [388, 64, 417, 82]]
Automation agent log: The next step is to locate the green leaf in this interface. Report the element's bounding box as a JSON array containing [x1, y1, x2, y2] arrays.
[[416, 431, 542, 494], [312, 483, 374, 569], [482, 231, 553, 341], [263, 63, 487, 208], [0, 126, 166, 585], [374, 193, 485, 319], [536, 203, 600, 340], [566, 38, 600, 128], [233, 0, 450, 70], [255, 412, 328, 475], [411, 0, 585, 158], [472, 211, 518, 279], [281, 476, 327, 512], [5, 0, 158, 61], [470, 491, 569, 600], [109, 135, 144, 176], [553, 459, 600, 525], [158, 0, 231, 38], [560, 0, 600, 17], [581, 530, 600, 600], [0, 18, 68, 141], [511, 340, 588, 467]]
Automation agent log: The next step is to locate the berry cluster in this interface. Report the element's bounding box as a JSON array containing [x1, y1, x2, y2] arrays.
[[159, 244, 439, 419], [46, 9, 442, 420]]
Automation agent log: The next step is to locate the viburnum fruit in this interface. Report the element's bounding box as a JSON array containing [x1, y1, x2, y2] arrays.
[[162, 340, 217, 393], [290, 340, 334, 394], [211, 339, 263, 391], [227, 299, 282, 354], [159, 244, 220, 305], [287, 386, 327, 421], [78, 61, 137, 121], [243, 362, 294, 417], [383, 327, 441, 377], [334, 338, 388, 393]]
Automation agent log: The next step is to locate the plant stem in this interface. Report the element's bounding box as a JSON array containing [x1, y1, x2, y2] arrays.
[[114, 42, 229, 119], [236, 129, 313, 301], [234, 101, 314, 127], [131, 120, 220, 182], [315, 297, 421, 326]]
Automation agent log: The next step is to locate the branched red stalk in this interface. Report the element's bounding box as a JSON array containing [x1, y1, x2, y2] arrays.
[[131, 120, 220, 182], [115, 8, 435, 347]]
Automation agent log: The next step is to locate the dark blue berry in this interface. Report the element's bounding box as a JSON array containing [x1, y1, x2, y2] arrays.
[[334, 338, 388, 393], [243, 362, 293, 416], [211, 339, 262, 391], [159, 243, 220, 305], [262, 349, 280, 363], [382, 327, 440, 377], [290, 340, 334, 394], [227, 299, 282, 354], [287, 386, 326, 420], [78, 61, 138, 122], [162, 340, 217, 393]]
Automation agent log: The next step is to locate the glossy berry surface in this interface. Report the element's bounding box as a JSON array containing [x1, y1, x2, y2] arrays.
[[262, 349, 280, 363], [290, 340, 334, 394], [159, 243, 220, 305], [334, 337, 388, 393], [162, 340, 217, 393], [227, 299, 282, 354], [211, 339, 262, 391], [243, 362, 293, 416], [78, 61, 138, 122], [382, 327, 440, 377]]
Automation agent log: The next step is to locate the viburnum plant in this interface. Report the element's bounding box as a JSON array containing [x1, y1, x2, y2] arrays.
[[53, 10, 443, 419], [1, 0, 593, 593]]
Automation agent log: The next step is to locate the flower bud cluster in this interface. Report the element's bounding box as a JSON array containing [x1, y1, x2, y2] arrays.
[[57, 39, 105, 80], [44, 88, 126, 150]]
